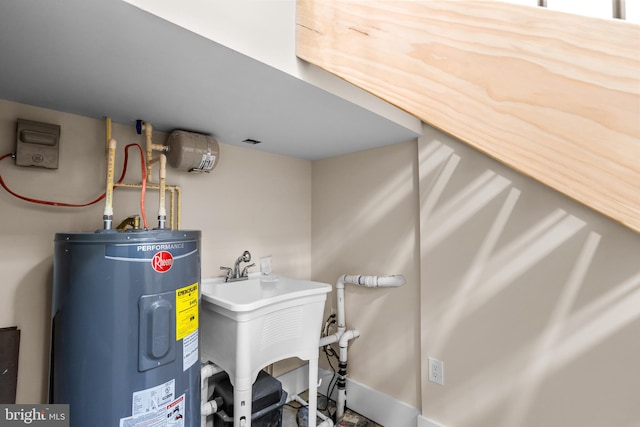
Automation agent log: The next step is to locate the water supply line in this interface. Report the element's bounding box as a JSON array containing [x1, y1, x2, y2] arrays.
[[106, 116, 112, 141], [148, 152, 167, 229], [1, 117, 181, 228], [142, 121, 165, 182], [139, 120, 169, 229], [103, 117, 117, 230], [159, 154, 166, 228], [114, 182, 181, 230]]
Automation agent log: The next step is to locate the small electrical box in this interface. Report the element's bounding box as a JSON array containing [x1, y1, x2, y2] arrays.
[[15, 118, 60, 169]]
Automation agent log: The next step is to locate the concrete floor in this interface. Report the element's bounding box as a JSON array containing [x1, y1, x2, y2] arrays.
[[282, 392, 382, 427], [205, 370, 381, 427]]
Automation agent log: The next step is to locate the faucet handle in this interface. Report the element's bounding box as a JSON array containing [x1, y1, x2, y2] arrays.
[[220, 266, 233, 281], [241, 263, 255, 278]]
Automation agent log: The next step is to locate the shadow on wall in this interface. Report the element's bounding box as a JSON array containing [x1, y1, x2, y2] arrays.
[[311, 141, 421, 408], [14, 257, 53, 404], [419, 131, 640, 427]]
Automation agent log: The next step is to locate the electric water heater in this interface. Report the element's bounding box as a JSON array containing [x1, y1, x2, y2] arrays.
[[51, 229, 201, 427]]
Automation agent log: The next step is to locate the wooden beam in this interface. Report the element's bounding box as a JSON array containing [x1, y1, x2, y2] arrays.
[[297, 0, 640, 232]]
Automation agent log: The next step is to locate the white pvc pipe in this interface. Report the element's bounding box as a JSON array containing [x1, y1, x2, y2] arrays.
[[320, 274, 405, 422], [201, 363, 224, 427], [330, 275, 406, 342], [336, 329, 359, 419], [338, 329, 360, 353], [336, 277, 346, 335], [319, 333, 339, 347], [342, 274, 406, 288], [201, 399, 220, 418], [326, 275, 404, 350]]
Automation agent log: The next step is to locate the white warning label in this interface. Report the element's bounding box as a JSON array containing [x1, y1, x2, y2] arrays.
[[132, 379, 175, 416], [119, 393, 185, 427], [182, 330, 198, 371], [196, 153, 216, 171]]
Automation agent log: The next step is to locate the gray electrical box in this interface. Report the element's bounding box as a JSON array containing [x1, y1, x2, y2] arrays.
[[15, 119, 60, 169]]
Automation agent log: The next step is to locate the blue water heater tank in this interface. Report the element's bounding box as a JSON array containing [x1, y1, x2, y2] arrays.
[[51, 229, 201, 427]]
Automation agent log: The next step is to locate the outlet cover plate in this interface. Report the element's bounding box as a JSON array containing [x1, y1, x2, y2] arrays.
[[428, 357, 444, 385]]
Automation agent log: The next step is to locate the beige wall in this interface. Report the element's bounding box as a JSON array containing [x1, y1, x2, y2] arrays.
[[311, 141, 422, 408], [419, 125, 640, 427], [0, 99, 312, 403], [312, 123, 640, 426]]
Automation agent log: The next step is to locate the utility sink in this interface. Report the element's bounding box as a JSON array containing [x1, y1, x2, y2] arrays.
[[201, 274, 331, 315], [200, 274, 331, 427], [200, 274, 331, 386]]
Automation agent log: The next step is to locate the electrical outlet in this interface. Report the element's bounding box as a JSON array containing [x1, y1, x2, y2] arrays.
[[428, 357, 444, 385], [259, 256, 272, 276]]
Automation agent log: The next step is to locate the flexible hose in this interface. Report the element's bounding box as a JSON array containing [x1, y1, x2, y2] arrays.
[[122, 144, 148, 228]]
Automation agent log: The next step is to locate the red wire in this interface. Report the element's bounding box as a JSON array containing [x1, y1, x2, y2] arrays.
[[0, 152, 106, 207], [121, 144, 148, 229], [0, 145, 149, 228]]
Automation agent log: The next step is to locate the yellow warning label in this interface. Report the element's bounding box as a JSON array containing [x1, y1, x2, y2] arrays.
[[176, 282, 198, 341]]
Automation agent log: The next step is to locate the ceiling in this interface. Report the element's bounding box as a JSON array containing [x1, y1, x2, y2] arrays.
[[0, 0, 420, 160]]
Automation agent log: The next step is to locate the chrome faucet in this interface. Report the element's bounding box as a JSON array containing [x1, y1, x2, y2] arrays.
[[220, 250, 255, 282]]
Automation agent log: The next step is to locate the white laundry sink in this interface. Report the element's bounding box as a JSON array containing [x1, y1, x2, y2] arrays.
[[201, 274, 331, 315], [200, 274, 331, 387]]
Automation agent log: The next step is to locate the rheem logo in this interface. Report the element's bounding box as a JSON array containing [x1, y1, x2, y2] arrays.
[[151, 251, 173, 273]]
